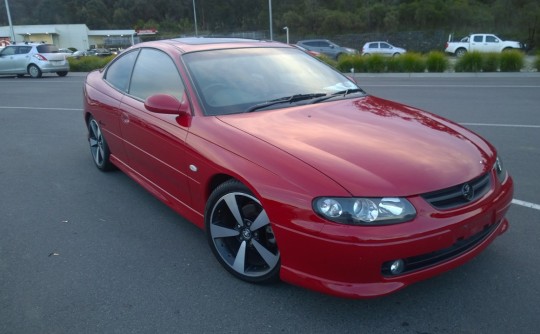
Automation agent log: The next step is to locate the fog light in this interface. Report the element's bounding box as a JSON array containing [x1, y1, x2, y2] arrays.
[[389, 259, 405, 275]]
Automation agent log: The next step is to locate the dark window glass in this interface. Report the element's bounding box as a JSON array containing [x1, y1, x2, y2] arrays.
[[36, 44, 59, 53], [380, 43, 390, 49], [368, 43, 378, 48], [129, 48, 184, 101], [486, 36, 497, 43], [473, 36, 483, 42], [17, 46, 31, 54], [105, 49, 139, 92], [1, 46, 16, 56]]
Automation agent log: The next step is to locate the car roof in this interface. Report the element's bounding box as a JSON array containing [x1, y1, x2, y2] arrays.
[[128, 37, 290, 54], [297, 39, 332, 43], [10, 42, 52, 47]]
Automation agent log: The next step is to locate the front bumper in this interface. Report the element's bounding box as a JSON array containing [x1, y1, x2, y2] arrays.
[[272, 175, 513, 298]]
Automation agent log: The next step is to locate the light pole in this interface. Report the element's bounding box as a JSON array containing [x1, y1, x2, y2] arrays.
[[192, 0, 198, 36], [268, 0, 273, 40], [4, 0, 16, 43], [283, 26, 289, 44]]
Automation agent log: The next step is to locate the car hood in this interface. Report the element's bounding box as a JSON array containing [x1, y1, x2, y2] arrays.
[[217, 96, 495, 196]]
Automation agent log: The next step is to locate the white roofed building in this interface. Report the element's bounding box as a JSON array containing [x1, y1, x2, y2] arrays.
[[0, 24, 137, 51]]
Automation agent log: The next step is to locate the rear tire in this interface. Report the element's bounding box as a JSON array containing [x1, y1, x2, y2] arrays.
[[57, 71, 68, 77], [455, 48, 467, 57], [28, 64, 42, 78], [87, 116, 114, 171]]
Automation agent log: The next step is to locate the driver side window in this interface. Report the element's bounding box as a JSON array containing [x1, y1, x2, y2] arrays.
[[129, 48, 185, 101]]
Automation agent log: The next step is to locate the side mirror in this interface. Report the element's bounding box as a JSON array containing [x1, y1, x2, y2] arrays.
[[145, 93, 190, 115]]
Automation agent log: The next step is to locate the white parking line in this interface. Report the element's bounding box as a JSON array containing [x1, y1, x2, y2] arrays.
[[0, 106, 82, 111], [512, 199, 540, 211], [460, 122, 540, 129]]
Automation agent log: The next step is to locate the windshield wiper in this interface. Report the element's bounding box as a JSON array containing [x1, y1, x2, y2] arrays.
[[312, 88, 365, 104], [245, 93, 327, 113]]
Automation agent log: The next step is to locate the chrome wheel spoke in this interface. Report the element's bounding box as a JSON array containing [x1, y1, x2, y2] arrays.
[[232, 241, 247, 273], [211, 224, 240, 238], [223, 193, 244, 227], [89, 138, 98, 148], [252, 239, 279, 268], [250, 209, 269, 231]]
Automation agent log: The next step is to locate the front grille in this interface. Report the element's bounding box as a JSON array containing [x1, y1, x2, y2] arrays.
[[382, 220, 499, 277], [421, 172, 491, 210]]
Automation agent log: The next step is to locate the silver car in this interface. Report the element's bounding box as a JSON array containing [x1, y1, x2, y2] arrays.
[[0, 43, 70, 78], [361, 41, 406, 56], [296, 39, 358, 59]]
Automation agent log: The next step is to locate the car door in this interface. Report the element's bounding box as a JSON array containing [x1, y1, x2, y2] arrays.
[[119, 47, 192, 208], [469, 35, 484, 52], [318, 41, 339, 58], [484, 35, 501, 52], [0, 46, 19, 73], [379, 42, 392, 56], [97, 49, 140, 164]]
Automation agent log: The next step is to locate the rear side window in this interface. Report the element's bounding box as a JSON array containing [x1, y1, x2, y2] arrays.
[[473, 35, 483, 42], [105, 49, 139, 92], [36, 44, 59, 53], [17, 46, 31, 54], [368, 43, 378, 48], [129, 48, 184, 101]]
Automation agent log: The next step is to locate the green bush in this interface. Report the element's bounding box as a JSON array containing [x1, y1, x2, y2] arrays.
[[365, 54, 386, 73], [482, 53, 500, 72], [317, 54, 337, 68], [499, 50, 524, 72], [535, 51, 540, 72], [68, 55, 115, 72], [399, 52, 426, 72], [455, 51, 483, 72], [336, 54, 366, 73], [385, 56, 403, 72], [425, 51, 449, 72]]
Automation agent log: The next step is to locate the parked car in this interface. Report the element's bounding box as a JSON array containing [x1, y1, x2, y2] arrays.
[[362, 41, 406, 56], [89, 48, 112, 57], [291, 44, 321, 57], [83, 38, 513, 298], [0, 43, 69, 78], [296, 39, 358, 59], [445, 33, 522, 57], [72, 50, 90, 58]]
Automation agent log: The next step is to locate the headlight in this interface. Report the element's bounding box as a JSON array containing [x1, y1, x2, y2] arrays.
[[493, 156, 507, 183], [313, 197, 416, 225]]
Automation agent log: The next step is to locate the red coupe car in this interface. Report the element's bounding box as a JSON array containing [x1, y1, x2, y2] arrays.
[[83, 38, 513, 298]]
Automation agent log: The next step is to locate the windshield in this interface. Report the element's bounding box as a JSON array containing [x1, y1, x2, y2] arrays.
[[183, 47, 361, 116]]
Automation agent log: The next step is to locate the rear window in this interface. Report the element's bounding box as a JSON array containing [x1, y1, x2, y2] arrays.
[[36, 44, 59, 53]]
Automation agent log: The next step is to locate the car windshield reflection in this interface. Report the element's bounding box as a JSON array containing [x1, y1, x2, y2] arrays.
[[183, 48, 361, 116]]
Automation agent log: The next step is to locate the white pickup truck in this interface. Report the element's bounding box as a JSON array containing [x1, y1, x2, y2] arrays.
[[445, 34, 522, 57]]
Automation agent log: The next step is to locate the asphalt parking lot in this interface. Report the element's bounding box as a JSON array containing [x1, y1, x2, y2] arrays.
[[1, 72, 539, 333]]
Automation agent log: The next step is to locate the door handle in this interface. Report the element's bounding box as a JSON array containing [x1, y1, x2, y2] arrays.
[[121, 112, 130, 124]]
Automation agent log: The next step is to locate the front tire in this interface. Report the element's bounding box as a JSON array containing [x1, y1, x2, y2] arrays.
[[28, 64, 42, 78], [206, 180, 280, 283], [57, 71, 68, 77], [87, 116, 114, 171]]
